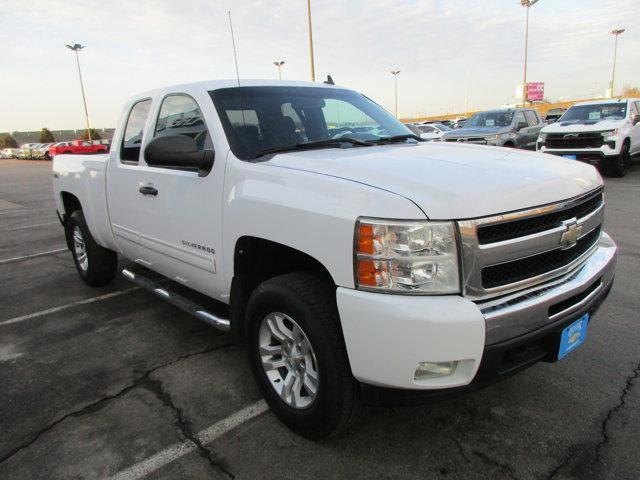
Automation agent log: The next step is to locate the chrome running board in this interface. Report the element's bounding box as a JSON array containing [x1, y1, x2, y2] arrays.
[[122, 268, 230, 331]]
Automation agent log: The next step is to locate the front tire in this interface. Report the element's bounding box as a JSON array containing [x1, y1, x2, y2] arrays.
[[66, 210, 118, 286], [246, 272, 362, 439], [602, 142, 630, 177]]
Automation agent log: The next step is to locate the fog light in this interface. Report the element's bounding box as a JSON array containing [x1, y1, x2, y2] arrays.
[[414, 361, 458, 381]]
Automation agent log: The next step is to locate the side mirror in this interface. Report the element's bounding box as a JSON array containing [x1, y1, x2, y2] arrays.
[[144, 135, 214, 176], [516, 121, 528, 131], [632, 113, 640, 126]]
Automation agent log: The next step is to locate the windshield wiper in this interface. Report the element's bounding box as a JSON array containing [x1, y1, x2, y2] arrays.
[[255, 137, 374, 158], [374, 134, 423, 144]]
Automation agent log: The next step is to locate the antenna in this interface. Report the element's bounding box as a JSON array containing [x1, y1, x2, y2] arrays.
[[228, 11, 240, 86]]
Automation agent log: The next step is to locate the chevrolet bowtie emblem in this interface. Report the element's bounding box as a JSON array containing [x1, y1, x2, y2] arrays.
[[560, 219, 582, 249]]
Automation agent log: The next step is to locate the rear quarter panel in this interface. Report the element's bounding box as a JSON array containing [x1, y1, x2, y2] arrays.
[[53, 153, 118, 251]]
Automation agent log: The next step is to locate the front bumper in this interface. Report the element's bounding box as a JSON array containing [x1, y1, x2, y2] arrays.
[[538, 144, 620, 166], [336, 232, 617, 397]]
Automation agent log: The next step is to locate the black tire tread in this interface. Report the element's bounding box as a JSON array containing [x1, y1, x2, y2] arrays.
[[68, 210, 118, 286]]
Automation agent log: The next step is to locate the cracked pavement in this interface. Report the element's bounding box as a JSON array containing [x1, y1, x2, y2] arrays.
[[1, 159, 639, 479]]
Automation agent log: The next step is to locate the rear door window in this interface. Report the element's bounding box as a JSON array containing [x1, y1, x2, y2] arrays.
[[524, 110, 539, 126], [121, 99, 152, 163]]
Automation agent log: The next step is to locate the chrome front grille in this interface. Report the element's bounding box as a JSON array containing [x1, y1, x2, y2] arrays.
[[457, 188, 604, 300]]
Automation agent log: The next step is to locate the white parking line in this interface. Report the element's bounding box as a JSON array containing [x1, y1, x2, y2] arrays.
[[0, 288, 139, 326], [2, 221, 58, 232], [0, 247, 67, 265], [108, 400, 269, 480]]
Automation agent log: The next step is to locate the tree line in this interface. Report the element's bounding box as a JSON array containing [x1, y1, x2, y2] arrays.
[[0, 128, 102, 148]]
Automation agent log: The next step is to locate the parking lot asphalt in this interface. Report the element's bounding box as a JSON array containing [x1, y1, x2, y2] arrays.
[[0, 158, 638, 480]]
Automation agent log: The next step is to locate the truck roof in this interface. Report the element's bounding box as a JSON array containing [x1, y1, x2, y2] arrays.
[[572, 98, 639, 107], [131, 79, 342, 102]]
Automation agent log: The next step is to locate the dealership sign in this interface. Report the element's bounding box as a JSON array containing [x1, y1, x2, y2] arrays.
[[527, 82, 545, 101]]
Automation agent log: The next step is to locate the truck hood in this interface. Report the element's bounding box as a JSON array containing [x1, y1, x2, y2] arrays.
[[541, 118, 623, 133], [442, 126, 510, 138], [264, 142, 602, 219]]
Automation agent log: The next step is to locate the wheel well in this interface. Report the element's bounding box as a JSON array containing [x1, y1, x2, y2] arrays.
[[623, 137, 631, 148], [230, 236, 336, 344], [61, 191, 82, 218]]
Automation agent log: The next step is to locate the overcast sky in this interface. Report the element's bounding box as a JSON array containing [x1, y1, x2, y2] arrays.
[[1, 0, 639, 131]]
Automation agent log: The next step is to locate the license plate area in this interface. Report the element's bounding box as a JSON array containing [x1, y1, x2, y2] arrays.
[[558, 313, 589, 359]]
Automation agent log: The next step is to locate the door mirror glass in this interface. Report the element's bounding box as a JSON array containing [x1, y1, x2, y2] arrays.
[[144, 135, 214, 176], [516, 121, 528, 131]]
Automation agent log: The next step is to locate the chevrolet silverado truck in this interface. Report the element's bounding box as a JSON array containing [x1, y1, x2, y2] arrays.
[[538, 98, 640, 177], [441, 108, 543, 149], [52, 80, 617, 438]]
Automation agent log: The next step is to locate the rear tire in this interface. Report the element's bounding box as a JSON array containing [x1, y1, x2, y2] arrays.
[[246, 272, 362, 439], [66, 210, 118, 286], [602, 142, 630, 177]]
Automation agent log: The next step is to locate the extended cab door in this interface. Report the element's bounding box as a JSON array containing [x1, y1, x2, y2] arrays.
[[106, 98, 154, 264], [130, 93, 226, 300]]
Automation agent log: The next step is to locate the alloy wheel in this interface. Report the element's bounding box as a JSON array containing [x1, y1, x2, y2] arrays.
[[258, 312, 319, 409]]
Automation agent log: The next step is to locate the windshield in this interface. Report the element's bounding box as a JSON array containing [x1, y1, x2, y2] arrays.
[[210, 86, 412, 160], [434, 124, 452, 131], [464, 111, 514, 128], [560, 103, 627, 122]]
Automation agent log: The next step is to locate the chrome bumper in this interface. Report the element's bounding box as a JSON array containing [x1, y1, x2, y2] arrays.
[[478, 232, 617, 345]]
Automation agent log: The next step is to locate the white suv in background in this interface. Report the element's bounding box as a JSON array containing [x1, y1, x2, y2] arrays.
[[416, 123, 452, 141], [537, 98, 640, 177]]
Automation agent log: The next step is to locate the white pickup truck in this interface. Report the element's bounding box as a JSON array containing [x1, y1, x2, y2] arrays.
[[538, 98, 640, 177], [53, 80, 617, 438]]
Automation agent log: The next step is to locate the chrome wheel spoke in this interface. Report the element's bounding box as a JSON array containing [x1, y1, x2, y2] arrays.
[[72, 226, 88, 272], [280, 372, 296, 403], [262, 357, 286, 371], [303, 370, 318, 395], [260, 344, 282, 356]]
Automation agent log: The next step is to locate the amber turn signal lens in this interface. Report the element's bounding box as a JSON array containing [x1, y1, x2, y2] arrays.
[[358, 224, 374, 255], [357, 260, 378, 286]]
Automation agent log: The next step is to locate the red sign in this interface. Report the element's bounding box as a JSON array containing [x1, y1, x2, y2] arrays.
[[527, 82, 545, 101]]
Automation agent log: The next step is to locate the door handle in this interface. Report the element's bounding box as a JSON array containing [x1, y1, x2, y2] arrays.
[[139, 186, 158, 196]]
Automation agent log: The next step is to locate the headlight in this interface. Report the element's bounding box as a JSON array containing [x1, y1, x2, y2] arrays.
[[354, 219, 460, 294], [600, 129, 617, 139], [485, 133, 514, 142], [538, 132, 547, 142]]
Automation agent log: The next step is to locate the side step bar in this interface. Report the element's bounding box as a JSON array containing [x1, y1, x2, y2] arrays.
[[122, 269, 230, 331]]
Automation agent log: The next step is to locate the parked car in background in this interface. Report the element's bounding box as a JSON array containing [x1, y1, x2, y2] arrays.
[[442, 108, 543, 149], [3, 147, 24, 158], [451, 118, 467, 129], [416, 123, 452, 141], [544, 108, 566, 124], [31, 143, 54, 159], [19, 143, 43, 159], [538, 98, 640, 177], [48, 139, 108, 157]]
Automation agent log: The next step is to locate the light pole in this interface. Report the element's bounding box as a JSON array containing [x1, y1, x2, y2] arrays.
[[391, 70, 400, 118], [520, 0, 540, 107], [306, 0, 316, 81], [609, 29, 625, 97], [273, 60, 285, 80], [66, 44, 92, 141]]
